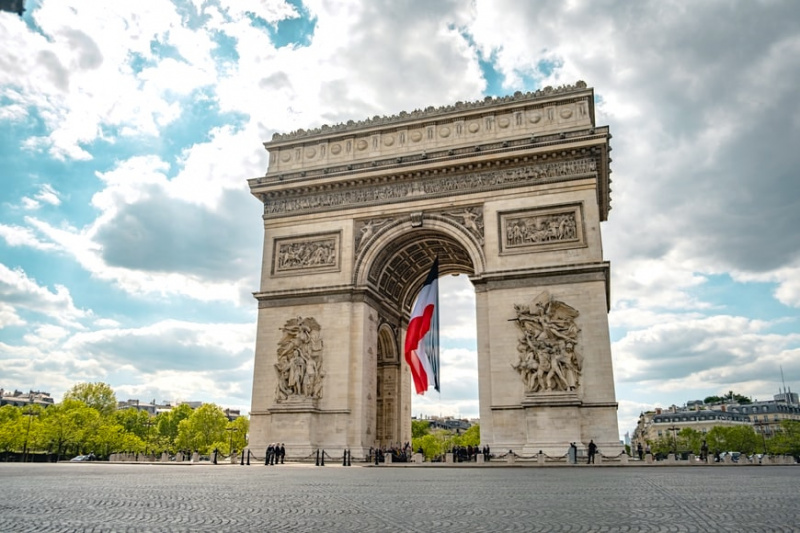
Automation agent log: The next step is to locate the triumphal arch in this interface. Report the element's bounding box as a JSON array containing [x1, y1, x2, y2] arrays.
[[248, 81, 621, 458]]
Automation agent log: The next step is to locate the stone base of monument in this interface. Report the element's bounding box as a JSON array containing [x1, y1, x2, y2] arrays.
[[413, 453, 423, 464]]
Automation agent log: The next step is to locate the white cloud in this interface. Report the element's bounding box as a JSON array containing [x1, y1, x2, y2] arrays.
[[0, 263, 87, 327]]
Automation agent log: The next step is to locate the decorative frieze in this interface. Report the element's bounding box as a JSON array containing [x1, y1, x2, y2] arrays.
[[500, 204, 585, 254], [263, 158, 596, 217], [274, 316, 325, 403], [272, 232, 340, 275], [511, 291, 583, 394]]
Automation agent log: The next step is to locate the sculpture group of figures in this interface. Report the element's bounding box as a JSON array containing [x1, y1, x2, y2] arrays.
[[507, 212, 577, 246], [275, 316, 324, 402], [277, 240, 336, 270], [511, 291, 583, 393]]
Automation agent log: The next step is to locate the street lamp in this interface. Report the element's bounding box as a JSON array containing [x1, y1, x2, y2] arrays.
[[22, 407, 39, 463], [753, 420, 768, 454], [226, 427, 239, 455], [143, 420, 154, 457], [667, 425, 679, 454]]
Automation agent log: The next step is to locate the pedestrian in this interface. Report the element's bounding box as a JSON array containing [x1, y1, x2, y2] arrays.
[[637, 442, 643, 460], [700, 440, 709, 463], [280, 443, 285, 464], [587, 440, 597, 464], [569, 442, 578, 464]]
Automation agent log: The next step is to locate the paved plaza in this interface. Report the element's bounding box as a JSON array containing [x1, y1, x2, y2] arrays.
[[0, 463, 798, 532]]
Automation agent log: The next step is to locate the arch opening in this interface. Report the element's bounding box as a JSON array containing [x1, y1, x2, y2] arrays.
[[363, 227, 478, 449]]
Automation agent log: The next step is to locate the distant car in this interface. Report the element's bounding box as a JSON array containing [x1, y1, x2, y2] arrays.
[[70, 453, 96, 462]]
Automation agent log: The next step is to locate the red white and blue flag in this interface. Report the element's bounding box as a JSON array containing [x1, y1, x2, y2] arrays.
[[404, 258, 440, 395]]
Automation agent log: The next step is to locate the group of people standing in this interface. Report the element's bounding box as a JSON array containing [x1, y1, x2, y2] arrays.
[[265, 443, 285, 465], [451, 445, 491, 462]]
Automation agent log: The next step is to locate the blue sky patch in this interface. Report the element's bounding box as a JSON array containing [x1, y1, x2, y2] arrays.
[[249, 0, 316, 49]]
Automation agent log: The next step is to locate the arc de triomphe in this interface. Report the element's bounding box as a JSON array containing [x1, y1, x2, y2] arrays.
[[248, 81, 621, 458]]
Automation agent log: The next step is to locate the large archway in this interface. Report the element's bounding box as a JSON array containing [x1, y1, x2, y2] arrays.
[[248, 82, 622, 458], [358, 224, 477, 448]]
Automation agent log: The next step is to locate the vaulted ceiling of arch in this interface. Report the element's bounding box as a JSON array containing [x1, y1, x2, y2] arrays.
[[367, 229, 474, 314]]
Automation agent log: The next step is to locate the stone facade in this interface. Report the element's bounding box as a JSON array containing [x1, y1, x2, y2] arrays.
[[248, 81, 621, 457]]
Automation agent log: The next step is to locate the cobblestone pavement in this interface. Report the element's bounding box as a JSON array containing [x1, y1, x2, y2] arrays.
[[1, 463, 798, 532]]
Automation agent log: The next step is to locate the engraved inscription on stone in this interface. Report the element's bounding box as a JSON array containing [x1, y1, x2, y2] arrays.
[[511, 291, 583, 394], [275, 316, 325, 403], [273, 233, 340, 275], [500, 204, 584, 253]]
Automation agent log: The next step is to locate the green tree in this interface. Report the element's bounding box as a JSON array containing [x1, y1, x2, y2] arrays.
[[707, 426, 758, 454], [113, 407, 152, 440], [411, 419, 430, 439], [769, 420, 800, 456], [0, 405, 23, 453], [175, 404, 228, 454], [155, 403, 193, 451], [454, 424, 480, 447], [225, 416, 249, 454], [412, 432, 447, 461], [677, 428, 705, 454], [39, 399, 98, 459], [63, 382, 117, 417]]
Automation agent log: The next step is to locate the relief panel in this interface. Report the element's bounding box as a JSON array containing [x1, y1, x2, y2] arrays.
[[499, 203, 585, 254], [272, 232, 341, 276]]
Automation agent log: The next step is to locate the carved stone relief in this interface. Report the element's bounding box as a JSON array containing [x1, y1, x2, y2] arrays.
[[355, 217, 394, 254], [511, 291, 583, 394], [264, 158, 596, 217], [275, 316, 325, 403], [500, 204, 584, 253], [273, 233, 340, 275], [440, 206, 484, 245]]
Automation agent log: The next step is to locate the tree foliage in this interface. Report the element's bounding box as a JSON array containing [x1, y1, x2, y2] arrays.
[[176, 403, 228, 454], [411, 420, 430, 439], [63, 382, 118, 417]]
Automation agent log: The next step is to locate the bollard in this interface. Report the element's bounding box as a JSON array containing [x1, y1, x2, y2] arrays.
[[374, 450, 379, 465], [347, 449, 351, 467], [240, 450, 244, 466], [265, 449, 269, 466], [321, 450, 325, 466], [343, 450, 347, 466], [247, 449, 251, 466], [315, 449, 320, 466], [213, 449, 218, 465]]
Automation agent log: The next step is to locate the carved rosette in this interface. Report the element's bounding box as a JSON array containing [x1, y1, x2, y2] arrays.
[[511, 291, 583, 394], [274, 316, 325, 403]]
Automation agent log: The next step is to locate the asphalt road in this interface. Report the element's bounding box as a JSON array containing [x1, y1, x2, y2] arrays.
[[1, 463, 798, 532]]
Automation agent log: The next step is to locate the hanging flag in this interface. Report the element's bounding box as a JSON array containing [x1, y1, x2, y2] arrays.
[[404, 257, 440, 394]]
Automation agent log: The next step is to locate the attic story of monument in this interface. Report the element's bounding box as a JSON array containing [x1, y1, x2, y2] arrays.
[[247, 81, 621, 458]]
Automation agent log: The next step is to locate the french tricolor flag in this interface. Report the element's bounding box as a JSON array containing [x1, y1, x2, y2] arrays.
[[404, 257, 440, 395]]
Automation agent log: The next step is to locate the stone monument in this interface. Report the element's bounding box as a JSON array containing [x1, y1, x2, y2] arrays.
[[248, 81, 621, 457]]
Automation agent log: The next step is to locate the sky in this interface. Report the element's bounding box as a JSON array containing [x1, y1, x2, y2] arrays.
[[1, 0, 799, 441]]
